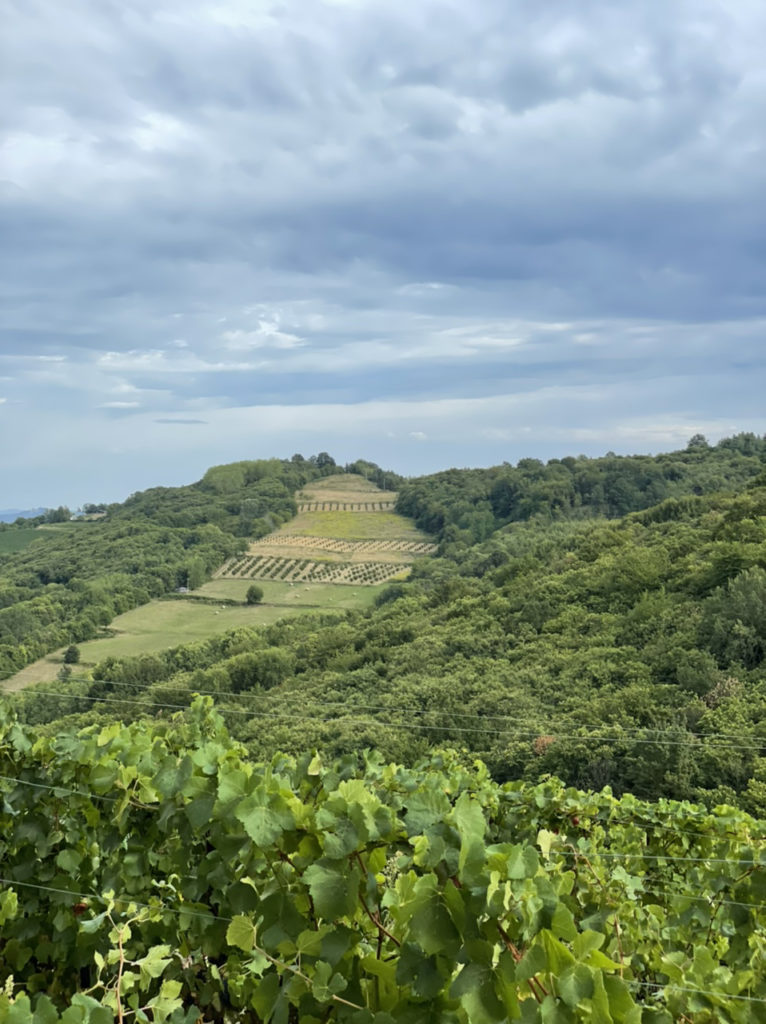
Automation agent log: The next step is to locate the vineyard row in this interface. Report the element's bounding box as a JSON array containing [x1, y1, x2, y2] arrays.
[[297, 501, 396, 512], [249, 535, 436, 555], [217, 554, 411, 585]]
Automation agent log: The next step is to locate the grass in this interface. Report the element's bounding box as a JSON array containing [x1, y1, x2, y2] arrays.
[[298, 474, 397, 504], [0, 529, 46, 554], [194, 578, 388, 609], [76, 601, 306, 662], [246, 540, 415, 564], [1, 583, 390, 692], [278, 510, 423, 541]]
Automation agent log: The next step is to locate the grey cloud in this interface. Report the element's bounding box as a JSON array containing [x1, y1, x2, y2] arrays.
[[2, 0, 766, 502]]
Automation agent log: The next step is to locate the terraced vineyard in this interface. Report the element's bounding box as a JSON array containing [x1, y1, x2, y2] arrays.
[[247, 535, 436, 556], [216, 474, 434, 587], [216, 553, 411, 585], [297, 500, 396, 511]]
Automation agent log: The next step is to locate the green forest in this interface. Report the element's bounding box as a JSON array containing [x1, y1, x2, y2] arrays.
[[1, 435, 766, 1021]]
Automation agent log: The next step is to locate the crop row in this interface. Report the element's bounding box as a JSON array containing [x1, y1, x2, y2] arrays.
[[297, 501, 396, 512], [218, 555, 411, 586], [250, 535, 436, 555]]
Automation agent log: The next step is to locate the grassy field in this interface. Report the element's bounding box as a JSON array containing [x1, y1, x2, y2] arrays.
[[246, 538, 425, 564], [297, 474, 397, 504], [194, 578, 388, 608], [278, 510, 423, 540], [0, 583, 387, 692], [0, 529, 46, 554]]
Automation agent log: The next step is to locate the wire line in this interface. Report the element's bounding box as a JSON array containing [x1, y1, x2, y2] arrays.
[[61, 676, 766, 746], [19, 688, 766, 752], [0, 878, 764, 1004]]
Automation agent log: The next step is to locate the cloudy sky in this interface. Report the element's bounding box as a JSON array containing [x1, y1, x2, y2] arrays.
[[2, 0, 765, 507]]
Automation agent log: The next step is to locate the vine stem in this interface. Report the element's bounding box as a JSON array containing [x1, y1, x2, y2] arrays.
[[496, 923, 547, 1003], [570, 847, 624, 973], [112, 916, 125, 1024], [354, 852, 401, 949], [255, 938, 365, 1011]]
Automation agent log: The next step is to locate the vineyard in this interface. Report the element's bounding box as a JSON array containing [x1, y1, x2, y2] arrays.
[[215, 553, 411, 586], [248, 537, 436, 556], [0, 698, 764, 1022], [297, 502, 397, 513]]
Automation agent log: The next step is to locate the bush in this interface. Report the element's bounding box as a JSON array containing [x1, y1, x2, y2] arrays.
[[63, 644, 80, 665], [246, 584, 264, 605]]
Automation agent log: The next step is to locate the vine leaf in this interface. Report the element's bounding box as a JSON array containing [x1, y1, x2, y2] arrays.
[[226, 914, 255, 952]]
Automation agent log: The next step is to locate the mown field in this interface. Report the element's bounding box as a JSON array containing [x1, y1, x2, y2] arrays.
[[277, 509, 423, 540], [1, 601, 310, 690], [0, 582, 391, 693], [0, 529, 45, 554], [296, 473, 396, 504], [193, 577, 389, 607]]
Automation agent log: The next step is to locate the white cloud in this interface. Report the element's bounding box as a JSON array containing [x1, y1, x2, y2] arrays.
[[221, 320, 305, 351]]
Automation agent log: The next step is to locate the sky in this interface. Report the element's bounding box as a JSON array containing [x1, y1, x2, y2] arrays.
[[2, 0, 766, 508]]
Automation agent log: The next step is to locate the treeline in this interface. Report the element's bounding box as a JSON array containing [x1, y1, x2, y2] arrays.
[[397, 432, 766, 543], [20, 469, 766, 814], [0, 455, 344, 679]]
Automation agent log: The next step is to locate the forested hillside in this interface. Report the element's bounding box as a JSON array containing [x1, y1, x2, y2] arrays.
[[0, 457, 336, 679], [397, 434, 766, 543], [11, 439, 766, 813]]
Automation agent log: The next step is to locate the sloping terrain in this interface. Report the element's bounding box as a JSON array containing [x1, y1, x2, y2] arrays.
[[2, 473, 433, 688], [214, 474, 434, 587]]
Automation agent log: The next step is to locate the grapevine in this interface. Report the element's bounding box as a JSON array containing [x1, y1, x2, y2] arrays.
[[0, 698, 764, 1022]]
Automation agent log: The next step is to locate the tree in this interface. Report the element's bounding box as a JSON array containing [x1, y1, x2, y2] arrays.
[[687, 433, 710, 450], [63, 644, 80, 665], [246, 584, 264, 605]]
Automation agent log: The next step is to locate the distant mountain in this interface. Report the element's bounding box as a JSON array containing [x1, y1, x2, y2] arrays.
[[0, 507, 46, 523]]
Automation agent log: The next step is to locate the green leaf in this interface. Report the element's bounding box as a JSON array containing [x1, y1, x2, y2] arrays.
[[185, 792, 215, 829], [251, 973, 281, 1022], [551, 903, 577, 942], [452, 792, 486, 884], [558, 964, 594, 1008], [136, 944, 172, 983], [217, 766, 250, 805], [396, 943, 446, 999], [55, 849, 82, 873], [226, 914, 255, 952], [537, 829, 556, 858], [312, 960, 347, 1003], [403, 786, 451, 835], [451, 963, 506, 1024], [0, 889, 18, 926], [32, 995, 60, 1024], [540, 930, 576, 974], [236, 790, 293, 846], [304, 860, 360, 920], [406, 875, 461, 956], [152, 755, 192, 800], [505, 844, 539, 880], [572, 931, 605, 961]]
